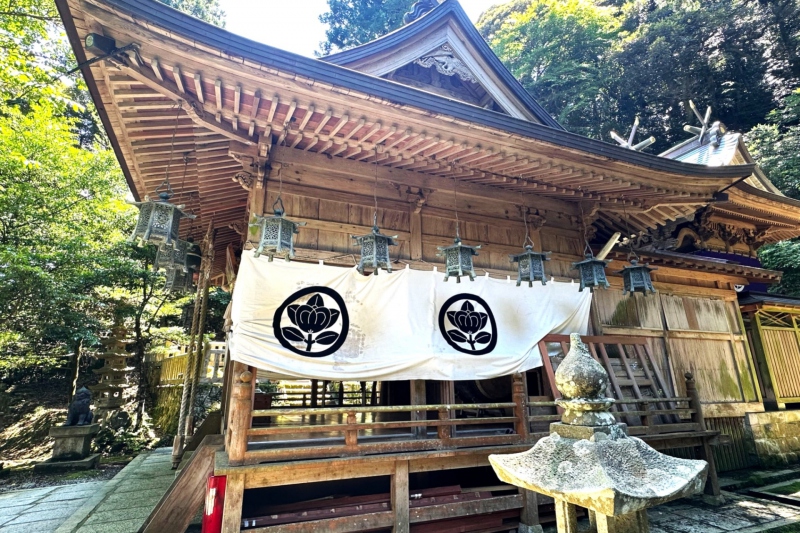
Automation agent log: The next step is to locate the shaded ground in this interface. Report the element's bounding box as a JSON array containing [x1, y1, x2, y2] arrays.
[[0, 378, 71, 468], [0, 462, 125, 493]]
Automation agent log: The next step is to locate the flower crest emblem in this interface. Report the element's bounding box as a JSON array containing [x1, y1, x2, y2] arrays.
[[273, 287, 349, 357], [438, 294, 497, 355]]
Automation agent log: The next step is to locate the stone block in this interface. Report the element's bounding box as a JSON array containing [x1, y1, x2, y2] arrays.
[[34, 453, 100, 473], [49, 423, 99, 461]]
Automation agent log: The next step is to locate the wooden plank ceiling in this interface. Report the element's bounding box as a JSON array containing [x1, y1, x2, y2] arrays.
[[63, 0, 756, 275]]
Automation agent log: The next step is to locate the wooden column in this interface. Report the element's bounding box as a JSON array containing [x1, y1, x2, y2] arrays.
[[221, 473, 245, 533], [513, 373, 530, 441], [518, 489, 542, 533], [410, 380, 427, 439], [228, 362, 254, 465], [310, 379, 319, 407], [440, 380, 456, 438], [392, 460, 410, 533], [686, 372, 721, 499]]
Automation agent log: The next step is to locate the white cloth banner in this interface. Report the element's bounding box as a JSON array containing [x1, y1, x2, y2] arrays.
[[230, 251, 592, 381]]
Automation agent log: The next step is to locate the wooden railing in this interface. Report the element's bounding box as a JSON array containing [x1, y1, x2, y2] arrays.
[[157, 341, 226, 386]]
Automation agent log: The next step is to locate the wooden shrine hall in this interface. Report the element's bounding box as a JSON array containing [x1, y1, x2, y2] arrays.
[[56, 0, 800, 531]]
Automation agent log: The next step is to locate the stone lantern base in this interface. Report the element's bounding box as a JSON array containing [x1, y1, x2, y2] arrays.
[[34, 424, 101, 473]]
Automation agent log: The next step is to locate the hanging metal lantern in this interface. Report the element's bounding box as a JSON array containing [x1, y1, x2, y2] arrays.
[[572, 253, 611, 292], [165, 267, 194, 293], [510, 245, 551, 287], [250, 197, 306, 261], [437, 237, 481, 283], [154, 239, 191, 272], [352, 223, 398, 275], [129, 186, 194, 249], [618, 259, 657, 296], [185, 239, 202, 271]]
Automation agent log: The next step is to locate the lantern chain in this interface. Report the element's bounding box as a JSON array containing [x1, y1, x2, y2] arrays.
[[623, 206, 639, 262], [580, 202, 593, 256], [273, 165, 285, 215], [451, 164, 460, 240], [523, 207, 535, 248], [155, 103, 183, 200], [373, 145, 379, 228]]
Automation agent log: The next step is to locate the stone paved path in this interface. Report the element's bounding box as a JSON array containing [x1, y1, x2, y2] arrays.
[[648, 492, 800, 533], [540, 491, 800, 533], [55, 447, 174, 533], [0, 481, 106, 533]]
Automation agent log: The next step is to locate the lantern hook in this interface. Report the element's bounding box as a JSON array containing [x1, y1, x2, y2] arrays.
[[522, 207, 535, 249], [273, 196, 285, 216]]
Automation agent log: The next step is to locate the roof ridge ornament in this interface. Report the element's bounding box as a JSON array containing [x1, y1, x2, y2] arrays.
[[683, 100, 727, 147], [609, 117, 655, 151], [403, 0, 439, 24]]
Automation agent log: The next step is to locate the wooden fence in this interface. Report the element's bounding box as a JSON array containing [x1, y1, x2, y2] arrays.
[[157, 341, 226, 386], [755, 310, 800, 403]]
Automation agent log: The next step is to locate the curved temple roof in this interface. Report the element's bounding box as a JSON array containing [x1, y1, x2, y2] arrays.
[[323, 0, 564, 129], [56, 0, 766, 274]]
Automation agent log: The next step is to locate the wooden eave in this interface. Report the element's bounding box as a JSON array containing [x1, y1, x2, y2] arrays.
[[605, 250, 782, 284], [57, 0, 758, 275], [710, 184, 800, 243]]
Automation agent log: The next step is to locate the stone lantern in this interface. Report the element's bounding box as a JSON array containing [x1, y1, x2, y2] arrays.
[[352, 224, 398, 275], [571, 253, 610, 292], [618, 259, 657, 296], [437, 237, 481, 283], [489, 334, 708, 533], [250, 198, 305, 261], [510, 245, 551, 287]]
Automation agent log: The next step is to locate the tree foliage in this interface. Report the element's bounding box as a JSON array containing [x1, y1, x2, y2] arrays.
[[157, 0, 225, 26], [318, 0, 414, 55], [479, 0, 620, 138], [0, 0, 227, 417]]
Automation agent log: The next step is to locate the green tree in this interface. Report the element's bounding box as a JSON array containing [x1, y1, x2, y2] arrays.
[[318, 0, 414, 55], [610, 0, 774, 151], [751, 89, 800, 296], [157, 0, 225, 26], [478, 0, 621, 137]]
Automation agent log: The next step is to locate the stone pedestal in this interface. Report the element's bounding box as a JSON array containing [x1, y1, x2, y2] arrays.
[[51, 424, 100, 460], [34, 424, 101, 473]]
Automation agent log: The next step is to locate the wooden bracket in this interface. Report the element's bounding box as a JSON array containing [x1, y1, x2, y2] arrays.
[[118, 54, 256, 145]]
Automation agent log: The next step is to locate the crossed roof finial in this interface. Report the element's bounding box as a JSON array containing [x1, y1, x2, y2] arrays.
[[609, 117, 655, 151], [683, 100, 713, 142]]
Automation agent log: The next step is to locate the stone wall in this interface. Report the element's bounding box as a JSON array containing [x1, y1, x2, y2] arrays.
[[746, 410, 800, 467]]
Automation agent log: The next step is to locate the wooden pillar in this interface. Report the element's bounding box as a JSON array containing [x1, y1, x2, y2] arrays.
[[554, 500, 578, 533], [410, 380, 427, 439], [221, 473, 244, 533], [513, 373, 530, 442], [440, 380, 456, 438], [228, 362, 254, 465], [392, 460, 410, 533], [360, 381, 367, 406], [518, 489, 543, 533], [686, 372, 720, 499], [370, 381, 378, 405], [310, 379, 319, 407]]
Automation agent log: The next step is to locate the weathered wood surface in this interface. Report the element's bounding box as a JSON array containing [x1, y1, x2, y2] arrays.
[[141, 434, 223, 533]]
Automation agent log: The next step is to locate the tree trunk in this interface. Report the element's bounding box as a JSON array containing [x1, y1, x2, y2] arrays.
[[67, 338, 83, 404]]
